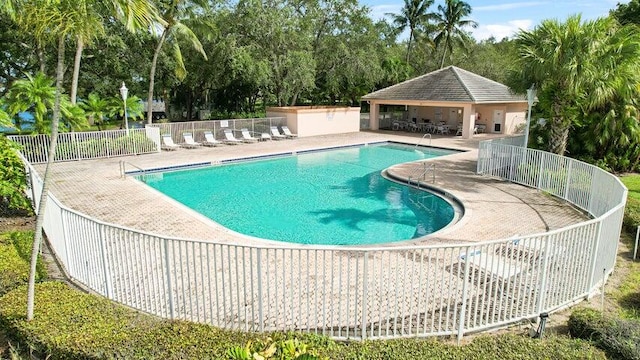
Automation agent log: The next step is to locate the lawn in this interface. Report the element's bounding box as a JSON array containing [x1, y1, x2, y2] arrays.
[[621, 174, 640, 201]]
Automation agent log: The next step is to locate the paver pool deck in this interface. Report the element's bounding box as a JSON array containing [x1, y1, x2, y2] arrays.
[[36, 131, 588, 247]]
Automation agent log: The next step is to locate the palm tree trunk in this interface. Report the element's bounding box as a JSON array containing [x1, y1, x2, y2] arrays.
[[27, 34, 65, 321], [406, 29, 414, 64], [146, 28, 169, 125], [440, 47, 447, 68], [70, 36, 84, 105], [548, 102, 569, 155], [36, 40, 46, 74]]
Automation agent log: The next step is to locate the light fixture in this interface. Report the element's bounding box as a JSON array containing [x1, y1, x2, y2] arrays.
[[120, 82, 129, 136], [524, 85, 536, 148]]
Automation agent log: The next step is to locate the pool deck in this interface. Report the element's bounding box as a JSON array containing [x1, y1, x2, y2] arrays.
[[36, 131, 588, 247]]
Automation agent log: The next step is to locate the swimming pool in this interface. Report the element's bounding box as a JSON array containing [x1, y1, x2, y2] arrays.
[[140, 143, 459, 245]]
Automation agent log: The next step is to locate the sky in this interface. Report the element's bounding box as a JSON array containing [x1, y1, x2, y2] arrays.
[[364, 0, 629, 41]]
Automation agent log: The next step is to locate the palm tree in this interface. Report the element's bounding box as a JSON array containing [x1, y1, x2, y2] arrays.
[[512, 15, 640, 155], [146, 0, 208, 124], [387, 0, 434, 64], [5, 72, 56, 133], [108, 94, 144, 129], [79, 93, 109, 130], [68, 0, 160, 104], [432, 0, 477, 68]]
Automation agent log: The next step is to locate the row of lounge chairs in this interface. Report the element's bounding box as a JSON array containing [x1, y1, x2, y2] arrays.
[[161, 126, 297, 151]]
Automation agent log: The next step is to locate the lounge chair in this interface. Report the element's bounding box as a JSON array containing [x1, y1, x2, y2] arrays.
[[281, 125, 297, 138], [182, 132, 201, 148], [202, 131, 221, 147], [161, 134, 179, 151], [260, 133, 272, 141], [270, 126, 286, 140], [223, 129, 243, 145], [240, 128, 258, 143]]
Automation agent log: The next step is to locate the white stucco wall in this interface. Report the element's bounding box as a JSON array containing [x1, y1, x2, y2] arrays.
[[266, 107, 361, 137]]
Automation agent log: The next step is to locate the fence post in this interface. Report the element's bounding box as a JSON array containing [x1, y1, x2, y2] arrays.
[[536, 235, 553, 314], [163, 238, 175, 319], [563, 160, 573, 201], [98, 224, 113, 298], [457, 245, 471, 343], [634, 226, 639, 260], [587, 221, 604, 297], [537, 152, 545, 190], [361, 253, 368, 340], [257, 248, 264, 332]]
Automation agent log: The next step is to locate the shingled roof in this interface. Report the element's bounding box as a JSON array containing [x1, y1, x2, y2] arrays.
[[362, 66, 526, 103]]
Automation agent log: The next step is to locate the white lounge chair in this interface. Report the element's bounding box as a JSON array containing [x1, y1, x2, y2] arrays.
[[281, 125, 297, 138], [182, 132, 201, 148], [223, 129, 243, 145], [161, 134, 179, 151], [203, 131, 221, 147], [240, 128, 258, 143], [260, 133, 272, 141], [270, 126, 286, 140]]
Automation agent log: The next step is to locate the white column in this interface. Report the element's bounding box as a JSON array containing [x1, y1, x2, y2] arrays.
[[369, 102, 380, 130], [461, 104, 475, 139]]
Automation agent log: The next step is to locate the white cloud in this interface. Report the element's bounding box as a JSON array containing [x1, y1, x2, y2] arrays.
[[474, 1, 548, 12], [472, 19, 533, 41]]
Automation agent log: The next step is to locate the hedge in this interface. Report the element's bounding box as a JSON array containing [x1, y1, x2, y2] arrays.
[[0, 281, 608, 360], [569, 307, 640, 360], [0, 135, 32, 215], [0, 231, 44, 296]]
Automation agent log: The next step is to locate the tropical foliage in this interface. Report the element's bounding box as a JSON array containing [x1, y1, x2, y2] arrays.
[[510, 14, 640, 171]]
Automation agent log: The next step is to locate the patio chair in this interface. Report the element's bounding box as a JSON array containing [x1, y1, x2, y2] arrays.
[[202, 131, 221, 147], [270, 126, 287, 140], [223, 129, 243, 145], [260, 132, 272, 141], [161, 134, 179, 151], [240, 128, 258, 143], [181, 132, 201, 148], [280, 125, 297, 138]]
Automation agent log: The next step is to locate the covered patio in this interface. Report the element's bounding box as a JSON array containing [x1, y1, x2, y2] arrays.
[[362, 66, 528, 139]]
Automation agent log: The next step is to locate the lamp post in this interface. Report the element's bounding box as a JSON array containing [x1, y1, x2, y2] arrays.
[[119, 82, 129, 135], [524, 85, 536, 148]]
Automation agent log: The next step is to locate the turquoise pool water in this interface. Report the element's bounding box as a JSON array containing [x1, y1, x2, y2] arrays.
[[140, 143, 458, 245]]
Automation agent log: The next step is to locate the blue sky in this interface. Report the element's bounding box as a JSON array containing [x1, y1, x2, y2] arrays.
[[364, 0, 629, 41]]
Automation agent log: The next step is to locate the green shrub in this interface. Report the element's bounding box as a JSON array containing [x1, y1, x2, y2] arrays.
[[0, 281, 607, 360], [0, 136, 31, 216], [569, 307, 640, 360], [0, 231, 44, 296]]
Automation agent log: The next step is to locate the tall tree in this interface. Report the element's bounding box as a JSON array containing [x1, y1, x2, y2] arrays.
[[611, 0, 640, 25], [512, 15, 640, 156], [387, 0, 434, 64], [68, 0, 160, 105], [432, 0, 477, 68], [146, 0, 208, 124]]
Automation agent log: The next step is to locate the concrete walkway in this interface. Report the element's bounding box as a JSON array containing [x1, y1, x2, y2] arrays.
[[36, 131, 587, 247]]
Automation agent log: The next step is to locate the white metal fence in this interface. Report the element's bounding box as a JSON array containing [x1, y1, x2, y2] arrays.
[[8, 128, 160, 164], [21, 138, 625, 340], [147, 118, 286, 144]]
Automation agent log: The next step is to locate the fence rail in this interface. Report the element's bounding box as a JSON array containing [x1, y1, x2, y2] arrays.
[[147, 118, 286, 144], [9, 128, 160, 164], [21, 137, 625, 340]]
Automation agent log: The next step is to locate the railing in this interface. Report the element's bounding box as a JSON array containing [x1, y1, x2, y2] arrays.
[[408, 162, 436, 186], [8, 128, 161, 164], [147, 118, 286, 145], [19, 137, 625, 341], [415, 134, 432, 148]]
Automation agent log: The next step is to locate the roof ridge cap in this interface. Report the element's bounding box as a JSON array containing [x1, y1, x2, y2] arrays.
[[451, 67, 477, 102]]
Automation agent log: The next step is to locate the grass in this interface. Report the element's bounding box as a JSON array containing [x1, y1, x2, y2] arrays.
[[620, 174, 640, 201], [614, 174, 640, 319]]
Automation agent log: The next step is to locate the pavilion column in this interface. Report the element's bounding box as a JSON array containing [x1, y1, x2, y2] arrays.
[[369, 102, 380, 130], [461, 104, 475, 139]]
